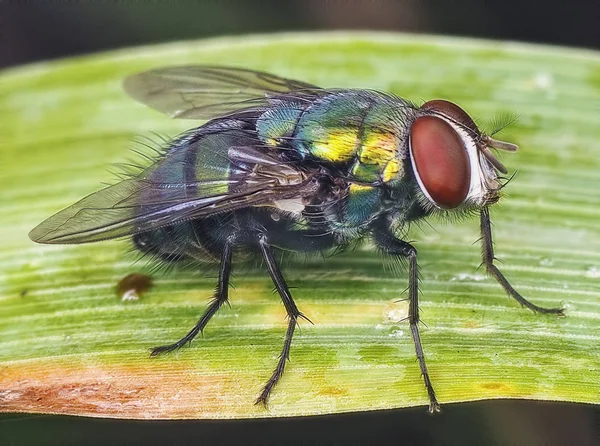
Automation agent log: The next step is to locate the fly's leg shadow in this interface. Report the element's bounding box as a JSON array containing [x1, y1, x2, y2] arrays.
[[480, 207, 564, 315], [150, 236, 235, 356], [372, 217, 441, 414], [255, 233, 309, 406]]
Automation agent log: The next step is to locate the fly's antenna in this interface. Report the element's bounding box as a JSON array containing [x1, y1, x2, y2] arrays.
[[479, 136, 519, 175], [485, 137, 518, 152]]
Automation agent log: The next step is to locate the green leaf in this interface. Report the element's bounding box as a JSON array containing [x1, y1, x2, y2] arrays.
[[1, 32, 599, 419]]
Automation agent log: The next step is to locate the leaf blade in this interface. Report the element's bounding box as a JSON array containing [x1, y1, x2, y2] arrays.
[[1, 32, 599, 419]]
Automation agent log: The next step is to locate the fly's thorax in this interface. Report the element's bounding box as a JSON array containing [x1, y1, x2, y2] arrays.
[[407, 100, 513, 212], [282, 90, 415, 184]]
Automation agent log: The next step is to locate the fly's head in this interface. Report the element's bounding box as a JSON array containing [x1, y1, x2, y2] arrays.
[[408, 99, 518, 212]]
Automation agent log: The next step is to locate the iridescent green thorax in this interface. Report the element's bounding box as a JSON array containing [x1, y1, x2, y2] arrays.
[[257, 91, 414, 185], [256, 91, 416, 231]]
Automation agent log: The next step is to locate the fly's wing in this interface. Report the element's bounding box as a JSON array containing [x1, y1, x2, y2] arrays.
[[29, 129, 314, 244], [123, 66, 321, 120]]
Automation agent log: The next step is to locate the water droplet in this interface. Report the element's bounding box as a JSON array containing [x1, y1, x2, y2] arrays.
[[533, 72, 553, 90], [388, 328, 404, 338]]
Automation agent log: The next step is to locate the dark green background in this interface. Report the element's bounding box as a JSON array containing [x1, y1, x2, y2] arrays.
[[2, 401, 598, 446], [1, 0, 598, 69]]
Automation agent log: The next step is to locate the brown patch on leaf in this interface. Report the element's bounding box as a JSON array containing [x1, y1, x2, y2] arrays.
[[0, 359, 244, 419], [480, 382, 510, 391], [463, 320, 479, 329], [317, 386, 349, 396]]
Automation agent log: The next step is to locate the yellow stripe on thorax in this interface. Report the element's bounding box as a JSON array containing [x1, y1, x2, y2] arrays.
[[352, 130, 402, 182], [310, 128, 359, 163], [348, 183, 374, 193]]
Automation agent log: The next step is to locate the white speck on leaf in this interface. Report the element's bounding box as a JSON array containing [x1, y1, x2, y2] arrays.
[[121, 290, 140, 301], [388, 328, 404, 338], [584, 266, 600, 278], [533, 72, 553, 90], [451, 273, 487, 282]]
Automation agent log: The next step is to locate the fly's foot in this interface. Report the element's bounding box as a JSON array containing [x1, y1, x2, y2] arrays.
[[149, 339, 190, 357], [428, 400, 442, 414], [520, 299, 565, 316], [254, 385, 272, 408]]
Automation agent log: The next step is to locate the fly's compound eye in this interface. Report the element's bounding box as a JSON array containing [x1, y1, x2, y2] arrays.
[[421, 99, 479, 134], [409, 116, 471, 209]]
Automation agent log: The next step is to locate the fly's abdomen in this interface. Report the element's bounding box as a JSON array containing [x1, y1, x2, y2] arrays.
[[256, 103, 304, 149], [133, 121, 255, 262]]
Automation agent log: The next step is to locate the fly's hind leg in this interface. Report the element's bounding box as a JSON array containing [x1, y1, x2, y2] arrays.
[[150, 235, 235, 356], [480, 207, 564, 315], [255, 233, 308, 406], [372, 218, 441, 414]]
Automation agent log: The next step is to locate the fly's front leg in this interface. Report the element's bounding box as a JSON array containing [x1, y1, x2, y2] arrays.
[[150, 235, 235, 356], [480, 207, 564, 315], [255, 233, 308, 407], [372, 221, 441, 414]]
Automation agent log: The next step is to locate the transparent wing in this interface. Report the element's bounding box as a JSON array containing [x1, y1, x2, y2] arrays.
[[29, 130, 314, 244], [123, 66, 321, 119]]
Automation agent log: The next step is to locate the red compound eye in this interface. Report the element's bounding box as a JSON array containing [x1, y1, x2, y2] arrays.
[[422, 99, 479, 133], [410, 116, 471, 209]]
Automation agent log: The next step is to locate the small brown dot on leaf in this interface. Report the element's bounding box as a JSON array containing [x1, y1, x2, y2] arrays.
[[116, 273, 153, 301]]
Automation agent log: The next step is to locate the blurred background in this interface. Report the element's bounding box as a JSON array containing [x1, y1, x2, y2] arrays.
[[1, 0, 598, 69], [1, 0, 598, 444]]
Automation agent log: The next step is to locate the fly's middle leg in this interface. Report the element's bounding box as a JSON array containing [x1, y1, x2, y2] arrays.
[[255, 233, 308, 407], [372, 219, 441, 413], [150, 235, 235, 356]]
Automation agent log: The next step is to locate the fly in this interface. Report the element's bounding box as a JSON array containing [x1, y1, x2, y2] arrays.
[[29, 66, 564, 413]]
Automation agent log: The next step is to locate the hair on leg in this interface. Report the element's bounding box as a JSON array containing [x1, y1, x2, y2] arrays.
[[150, 235, 236, 356], [372, 219, 441, 413], [255, 233, 308, 406], [480, 207, 563, 315]]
